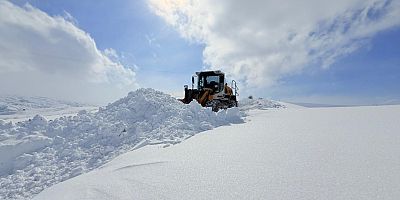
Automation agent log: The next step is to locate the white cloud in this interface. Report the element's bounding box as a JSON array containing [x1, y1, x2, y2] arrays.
[[0, 1, 137, 104], [148, 0, 400, 88]]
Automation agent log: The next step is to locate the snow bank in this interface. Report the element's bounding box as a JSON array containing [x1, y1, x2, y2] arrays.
[[0, 88, 243, 199], [239, 97, 285, 111]]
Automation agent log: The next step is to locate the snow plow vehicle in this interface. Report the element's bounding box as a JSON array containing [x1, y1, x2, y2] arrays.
[[180, 70, 238, 111]]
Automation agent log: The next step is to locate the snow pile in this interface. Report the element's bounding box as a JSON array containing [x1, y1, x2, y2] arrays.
[[0, 88, 242, 199], [239, 97, 285, 111]]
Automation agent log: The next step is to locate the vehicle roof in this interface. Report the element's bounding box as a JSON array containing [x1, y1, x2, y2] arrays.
[[195, 70, 224, 76]]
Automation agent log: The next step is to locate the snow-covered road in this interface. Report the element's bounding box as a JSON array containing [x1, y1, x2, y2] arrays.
[[34, 105, 400, 200]]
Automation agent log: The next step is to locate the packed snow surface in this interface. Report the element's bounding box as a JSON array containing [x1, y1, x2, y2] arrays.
[[34, 105, 400, 200], [0, 88, 247, 199]]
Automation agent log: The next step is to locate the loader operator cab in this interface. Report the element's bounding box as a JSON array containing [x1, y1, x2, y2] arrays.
[[195, 71, 224, 94]]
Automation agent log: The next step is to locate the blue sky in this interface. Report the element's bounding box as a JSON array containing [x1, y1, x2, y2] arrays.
[[270, 27, 400, 104], [12, 0, 204, 93], [2, 0, 400, 105]]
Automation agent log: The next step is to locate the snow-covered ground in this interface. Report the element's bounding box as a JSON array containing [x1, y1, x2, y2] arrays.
[[0, 96, 98, 123], [34, 104, 400, 200], [0, 89, 246, 199], [1, 90, 399, 199]]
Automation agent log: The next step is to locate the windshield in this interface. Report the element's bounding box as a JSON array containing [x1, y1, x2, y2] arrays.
[[198, 75, 223, 92], [206, 76, 219, 85]]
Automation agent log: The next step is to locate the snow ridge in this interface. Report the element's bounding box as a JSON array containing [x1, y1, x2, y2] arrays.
[[0, 88, 243, 199]]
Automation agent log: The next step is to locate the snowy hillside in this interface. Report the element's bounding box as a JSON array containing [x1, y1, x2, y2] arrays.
[[33, 105, 400, 200], [0, 89, 259, 200], [0, 96, 97, 122]]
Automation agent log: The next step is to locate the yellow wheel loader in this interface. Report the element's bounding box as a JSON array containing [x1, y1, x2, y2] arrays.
[[181, 70, 238, 112]]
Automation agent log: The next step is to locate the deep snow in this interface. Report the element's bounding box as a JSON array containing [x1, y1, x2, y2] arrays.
[[33, 105, 400, 200], [0, 89, 253, 199]]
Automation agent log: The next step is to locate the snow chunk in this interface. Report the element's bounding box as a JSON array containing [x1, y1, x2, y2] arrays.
[[29, 115, 48, 127], [0, 134, 52, 176]]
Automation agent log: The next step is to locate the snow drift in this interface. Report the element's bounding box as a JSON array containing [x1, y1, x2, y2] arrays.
[[0, 88, 245, 199], [34, 105, 400, 200]]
